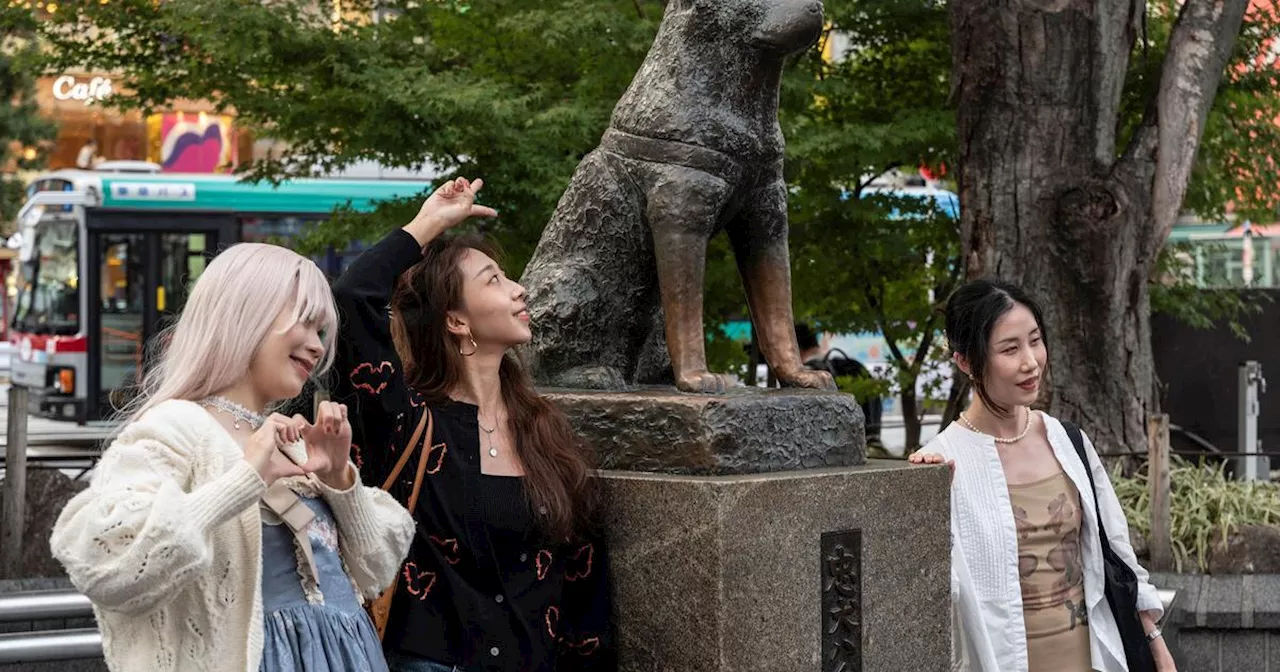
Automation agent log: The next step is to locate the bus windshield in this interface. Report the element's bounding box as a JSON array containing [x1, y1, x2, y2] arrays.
[[14, 219, 80, 336]]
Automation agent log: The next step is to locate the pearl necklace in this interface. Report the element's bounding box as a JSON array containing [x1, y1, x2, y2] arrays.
[[200, 396, 265, 430], [959, 406, 1032, 444]]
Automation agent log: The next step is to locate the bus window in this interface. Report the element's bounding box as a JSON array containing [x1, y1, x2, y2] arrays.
[[158, 232, 209, 319], [239, 215, 341, 274], [99, 234, 145, 393], [240, 216, 312, 244], [25, 178, 76, 213], [14, 219, 79, 335]]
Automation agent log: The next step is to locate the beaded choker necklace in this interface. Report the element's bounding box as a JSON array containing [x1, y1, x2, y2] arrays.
[[199, 396, 265, 430]]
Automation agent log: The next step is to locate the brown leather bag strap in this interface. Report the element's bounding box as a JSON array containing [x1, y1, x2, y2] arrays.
[[405, 411, 435, 511], [380, 409, 432, 491]]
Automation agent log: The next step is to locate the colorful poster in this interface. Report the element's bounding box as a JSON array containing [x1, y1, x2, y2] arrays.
[[146, 112, 235, 173]]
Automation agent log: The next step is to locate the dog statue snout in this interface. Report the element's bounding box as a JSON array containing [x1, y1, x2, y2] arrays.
[[752, 0, 825, 54]]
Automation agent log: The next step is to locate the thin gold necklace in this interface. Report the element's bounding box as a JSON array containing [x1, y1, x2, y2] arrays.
[[478, 413, 500, 458], [959, 406, 1031, 444]]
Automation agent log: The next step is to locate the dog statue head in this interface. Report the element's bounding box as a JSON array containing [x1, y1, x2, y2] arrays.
[[670, 0, 825, 57]]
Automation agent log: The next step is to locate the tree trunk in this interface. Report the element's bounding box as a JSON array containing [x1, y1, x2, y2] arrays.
[[951, 0, 1248, 453], [901, 387, 922, 452], [745, 337, 761, 386], [940, 368, 970, 432]]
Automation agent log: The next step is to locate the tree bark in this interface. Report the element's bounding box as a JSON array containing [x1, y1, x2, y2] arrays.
[[951, 0, 1248, 452], [902, 387, 922, 451]]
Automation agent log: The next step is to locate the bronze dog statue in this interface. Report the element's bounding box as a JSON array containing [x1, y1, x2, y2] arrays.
[[521, 0, 834, 394]]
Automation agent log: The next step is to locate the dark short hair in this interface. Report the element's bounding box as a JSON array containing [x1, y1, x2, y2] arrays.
[[794, 322, 819, 351], [944, 277, 1047, 417]]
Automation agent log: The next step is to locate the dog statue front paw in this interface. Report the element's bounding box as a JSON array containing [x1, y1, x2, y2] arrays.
[[675, 370, 740, 394], [775, 368, 836, 391]]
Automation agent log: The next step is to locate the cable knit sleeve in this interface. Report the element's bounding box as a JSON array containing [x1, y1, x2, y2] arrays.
[[50, 420, 266, 617], [316, 464, 416, 599]]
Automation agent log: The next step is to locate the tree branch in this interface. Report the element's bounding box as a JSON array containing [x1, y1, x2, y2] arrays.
[[1132, 0, 1249, 244], [909, 310, 939, 379], [855, 162, 903, 194], [867, 284, 909, 370], [915, 251, 962, 377], [1090, 0, 1145, 164]]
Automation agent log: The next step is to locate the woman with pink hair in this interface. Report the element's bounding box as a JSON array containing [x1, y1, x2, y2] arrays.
[[50, 243, 415, 672]]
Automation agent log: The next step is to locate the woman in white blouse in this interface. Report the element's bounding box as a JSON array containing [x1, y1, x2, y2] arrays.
[[910, 278, 1175, 672]]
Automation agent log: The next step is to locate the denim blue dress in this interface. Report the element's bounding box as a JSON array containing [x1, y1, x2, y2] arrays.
[[259, 491, 389, 672]]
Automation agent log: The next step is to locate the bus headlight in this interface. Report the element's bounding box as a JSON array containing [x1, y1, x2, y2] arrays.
[[51, 367, 75, 394]]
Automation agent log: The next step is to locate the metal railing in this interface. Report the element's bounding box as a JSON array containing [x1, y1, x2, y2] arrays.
[[0, 589, 102, 663], [0, 586, 1182, 664], [0, 590, 93, 622], [0, 628, 102, 663], [1158, 588, 1179, 622]]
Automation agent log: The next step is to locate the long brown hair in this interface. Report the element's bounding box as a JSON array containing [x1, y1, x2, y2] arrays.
[[390, 233, 598, 540]]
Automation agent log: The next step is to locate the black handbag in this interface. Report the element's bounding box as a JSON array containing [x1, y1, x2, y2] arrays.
[[1062, 421, 1157, 672]]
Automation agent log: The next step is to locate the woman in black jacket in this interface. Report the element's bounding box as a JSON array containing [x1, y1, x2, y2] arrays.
[[330, 178, 613, 672]]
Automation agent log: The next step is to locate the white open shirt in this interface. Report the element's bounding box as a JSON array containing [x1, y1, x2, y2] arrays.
[[924, 412, 1163, 672]]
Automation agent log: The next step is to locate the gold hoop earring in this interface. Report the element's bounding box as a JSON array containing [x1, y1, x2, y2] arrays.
[[459, 333, 478, 357]]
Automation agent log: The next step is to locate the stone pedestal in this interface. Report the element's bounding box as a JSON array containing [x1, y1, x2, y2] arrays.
[[600, 461, 952, 672], [545, 388, 865, 475]]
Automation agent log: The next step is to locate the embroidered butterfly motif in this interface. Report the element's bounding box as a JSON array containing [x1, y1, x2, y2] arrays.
[[350, 361, 395, 395], [545, 605, 560, 638], [424, 442, 448, 475], [408, 388, 426, 408], [536, 550, 554, 580], [430, 535, 462, 565], [401, 562, 437, 600], [565, 543, 594, 582], [544, 606, 601, 656], [564, 637, 601, 656]]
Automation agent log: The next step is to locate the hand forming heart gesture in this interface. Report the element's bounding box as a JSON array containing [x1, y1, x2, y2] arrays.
[[292, 401, 355, 490], [241, 402, 355, 489]]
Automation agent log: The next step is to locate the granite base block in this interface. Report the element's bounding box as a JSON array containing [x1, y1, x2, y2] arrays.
[[1220, 632, 1268, 671], [1151, 572, 1280, 671], [600, 460, 951, 672], [546, 388, 866, 475], [1176, 631, 1221, 672]]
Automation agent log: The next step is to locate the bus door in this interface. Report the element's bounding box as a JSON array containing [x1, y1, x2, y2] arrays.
[[85, 212, 234, 419]]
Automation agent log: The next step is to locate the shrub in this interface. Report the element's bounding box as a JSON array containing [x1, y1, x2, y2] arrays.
[[1110, 458, 1280, 573]]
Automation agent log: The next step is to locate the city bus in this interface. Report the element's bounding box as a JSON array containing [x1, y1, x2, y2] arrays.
[[11, 167, 432, 422]]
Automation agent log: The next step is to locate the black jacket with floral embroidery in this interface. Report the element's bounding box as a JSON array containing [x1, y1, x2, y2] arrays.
[[330, 230, 614, 672]]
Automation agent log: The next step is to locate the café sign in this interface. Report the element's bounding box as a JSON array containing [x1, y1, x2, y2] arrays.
[[52, 75, 113, 106]]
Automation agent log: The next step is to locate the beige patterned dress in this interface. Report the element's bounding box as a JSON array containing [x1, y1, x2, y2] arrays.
[[1009, 470, 1095, 671]]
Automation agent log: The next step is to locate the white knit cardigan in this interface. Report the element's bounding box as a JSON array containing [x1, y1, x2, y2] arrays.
[[50, 399, 416, 672]]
